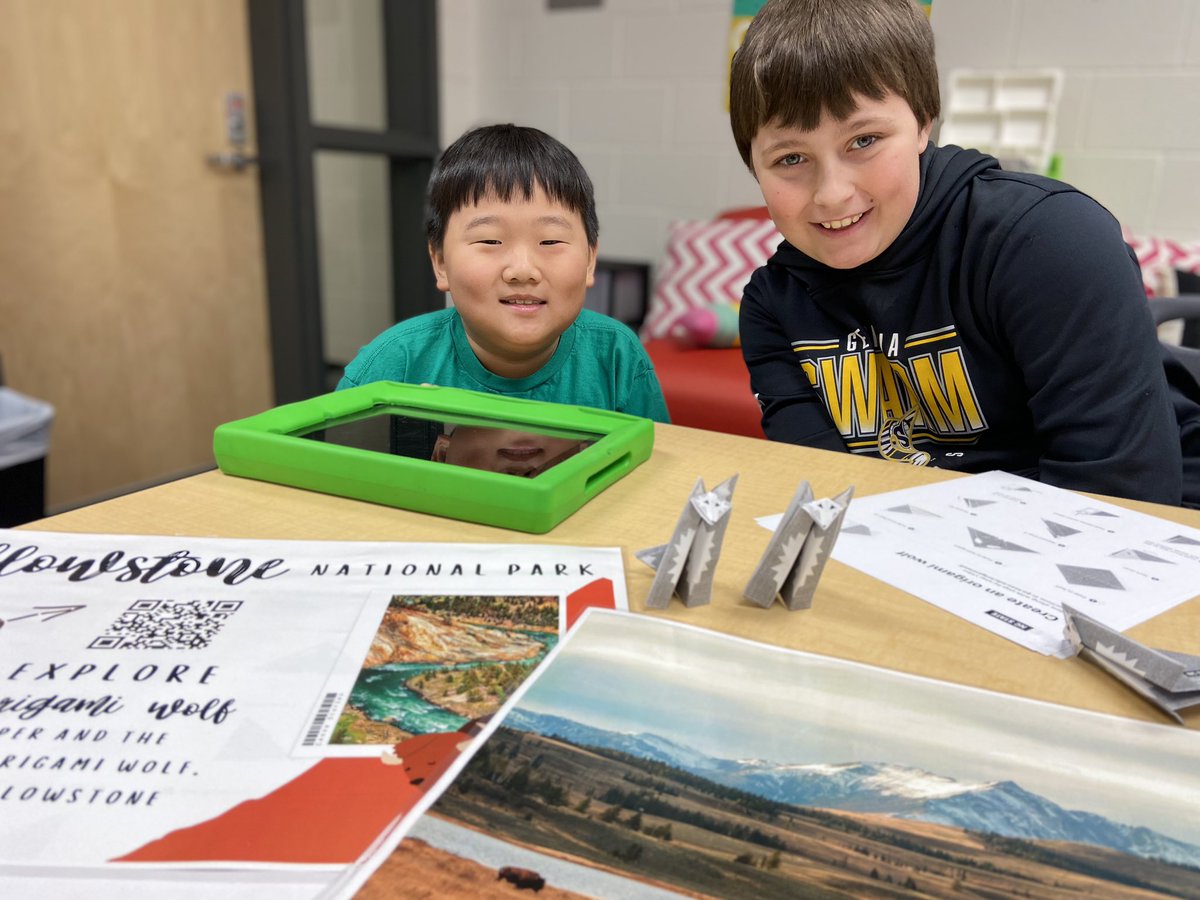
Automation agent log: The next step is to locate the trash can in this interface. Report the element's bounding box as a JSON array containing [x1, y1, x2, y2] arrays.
[[0, 387, 54, 527]]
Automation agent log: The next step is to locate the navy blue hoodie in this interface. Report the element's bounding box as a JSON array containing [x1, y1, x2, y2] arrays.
[[740, 143, 1200, 507]]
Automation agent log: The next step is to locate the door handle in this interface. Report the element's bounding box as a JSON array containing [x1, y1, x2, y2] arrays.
[[206, 151, 259, 172]]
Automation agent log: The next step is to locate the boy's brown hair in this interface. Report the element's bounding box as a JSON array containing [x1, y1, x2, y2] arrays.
[[729, 0, 940, 169]]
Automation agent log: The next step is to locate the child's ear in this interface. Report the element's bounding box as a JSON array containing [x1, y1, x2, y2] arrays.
[[431, 434, 451, 462], [918, 117, 934, 148], [428, 243, 451, 293], [585, 244, 598, 289]]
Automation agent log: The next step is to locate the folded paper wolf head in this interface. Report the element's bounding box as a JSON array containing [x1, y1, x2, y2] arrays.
[[744, 482, 854, 611]]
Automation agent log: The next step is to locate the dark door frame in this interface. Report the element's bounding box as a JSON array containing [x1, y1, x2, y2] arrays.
[[247, 0, 442, 403]]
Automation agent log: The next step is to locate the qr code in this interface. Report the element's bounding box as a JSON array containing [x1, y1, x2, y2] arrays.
[[88, 599, 244, 650]]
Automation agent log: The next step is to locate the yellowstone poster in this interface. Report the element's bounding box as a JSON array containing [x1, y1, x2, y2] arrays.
[[0, 529, 624, 896]]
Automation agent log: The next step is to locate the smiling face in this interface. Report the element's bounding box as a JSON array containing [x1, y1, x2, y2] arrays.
[[749, 92, 932, 270], [430, 184, 597, 379], [432, 426, 587, 477]]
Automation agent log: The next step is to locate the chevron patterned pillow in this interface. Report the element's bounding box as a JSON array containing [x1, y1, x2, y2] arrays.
[[1121, 230, 1200, 297], [640, 218, 783, 341]]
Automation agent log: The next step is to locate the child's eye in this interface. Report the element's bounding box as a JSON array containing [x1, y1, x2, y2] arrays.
[[777, 153, 803, 167], [851, 135, 878, 150], [474, 239, 502, 245], [540, 239, 565, 246]]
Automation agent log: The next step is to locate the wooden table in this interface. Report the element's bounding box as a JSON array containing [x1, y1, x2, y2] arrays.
[[29, 422, 1200, 728]]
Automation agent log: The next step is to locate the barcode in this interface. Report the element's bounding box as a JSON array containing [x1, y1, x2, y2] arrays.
[[302, 692, 341, 747]]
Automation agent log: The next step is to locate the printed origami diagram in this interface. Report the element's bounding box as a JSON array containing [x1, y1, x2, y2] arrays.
[[744, 482, 854, 611], [637, 475, 737, 609], [1062, 604, 1200, 724]]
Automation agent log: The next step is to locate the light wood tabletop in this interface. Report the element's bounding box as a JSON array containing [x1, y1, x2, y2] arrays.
[[26, 422, 1200, 728]]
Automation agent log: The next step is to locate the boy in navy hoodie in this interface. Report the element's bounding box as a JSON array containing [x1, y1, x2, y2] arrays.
[[730, 0, 1200, 507]]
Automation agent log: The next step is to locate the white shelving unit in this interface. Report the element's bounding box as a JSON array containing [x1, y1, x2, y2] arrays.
[[939, 69, 1063, 174]]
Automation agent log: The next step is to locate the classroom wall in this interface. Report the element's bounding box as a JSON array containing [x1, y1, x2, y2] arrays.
[[437, 0, 764, 266], [437, 0, 1200, 275], [934, 0, 1200, 243]]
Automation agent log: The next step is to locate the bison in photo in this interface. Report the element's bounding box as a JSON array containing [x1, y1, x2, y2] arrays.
[[497, 865, 545, 892]]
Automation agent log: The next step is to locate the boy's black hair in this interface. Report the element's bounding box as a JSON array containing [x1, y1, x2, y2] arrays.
[[729, 0, 940, 170], [425, 124, 599, 250]]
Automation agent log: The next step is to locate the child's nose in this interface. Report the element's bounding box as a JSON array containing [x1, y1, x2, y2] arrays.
[[503, 248, 541, 282], [812, 161, 855, 209]]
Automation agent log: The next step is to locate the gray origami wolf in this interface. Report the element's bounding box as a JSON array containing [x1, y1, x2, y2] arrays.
[[744, 483, 854, 611], [1062, 604, 1200, 724], [637, 475, 738, 609]]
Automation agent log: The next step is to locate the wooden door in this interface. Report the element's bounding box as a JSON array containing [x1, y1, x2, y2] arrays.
[[0, 0, 273, 512]]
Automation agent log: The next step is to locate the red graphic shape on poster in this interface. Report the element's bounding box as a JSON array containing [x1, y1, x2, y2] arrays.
[[389, 730, 473, 787], [115, 578, 616, 865], [113, 757, 423, 864], [565, 577, 616, 629]]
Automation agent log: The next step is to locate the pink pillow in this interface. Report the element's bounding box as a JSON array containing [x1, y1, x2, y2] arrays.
[[641, 218, 782, 341], [669, 301, 742, 348]]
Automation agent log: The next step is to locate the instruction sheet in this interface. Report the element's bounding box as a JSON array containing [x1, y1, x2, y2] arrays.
[[760, 471, 1200, 655]]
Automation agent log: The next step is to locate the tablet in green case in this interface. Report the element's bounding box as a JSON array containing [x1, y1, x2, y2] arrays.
[[212, 382, 655, 533]]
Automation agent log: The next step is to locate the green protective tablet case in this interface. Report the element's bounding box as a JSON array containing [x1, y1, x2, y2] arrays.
[[212, 382, 655, 534]]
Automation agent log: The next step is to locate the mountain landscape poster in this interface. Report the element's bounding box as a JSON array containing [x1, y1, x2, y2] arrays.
[[345, 609, 1200, 899]]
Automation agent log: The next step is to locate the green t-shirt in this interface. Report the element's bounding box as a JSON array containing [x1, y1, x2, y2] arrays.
[[337, 307, 670, 423]]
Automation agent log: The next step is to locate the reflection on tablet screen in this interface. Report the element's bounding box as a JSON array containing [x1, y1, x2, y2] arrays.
[[431, 426, 588, 477], [299, 408, 596, 478]]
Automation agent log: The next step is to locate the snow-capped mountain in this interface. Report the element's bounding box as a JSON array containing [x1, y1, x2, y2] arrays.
[[504, 709, 726, 773], [503, 709, 1200, 869], [720, 760, 989, 812]]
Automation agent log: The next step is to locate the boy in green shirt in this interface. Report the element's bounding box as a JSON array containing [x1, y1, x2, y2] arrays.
[[338, 124, 669, 423]]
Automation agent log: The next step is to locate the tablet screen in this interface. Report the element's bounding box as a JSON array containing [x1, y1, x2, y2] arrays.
[[298, 407, 598, 478]]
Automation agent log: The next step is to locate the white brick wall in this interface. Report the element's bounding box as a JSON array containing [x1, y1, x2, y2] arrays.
[[438, 0, 1200, 275], [438, 0, 762, 266], [934, 0, 1200, 241]]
